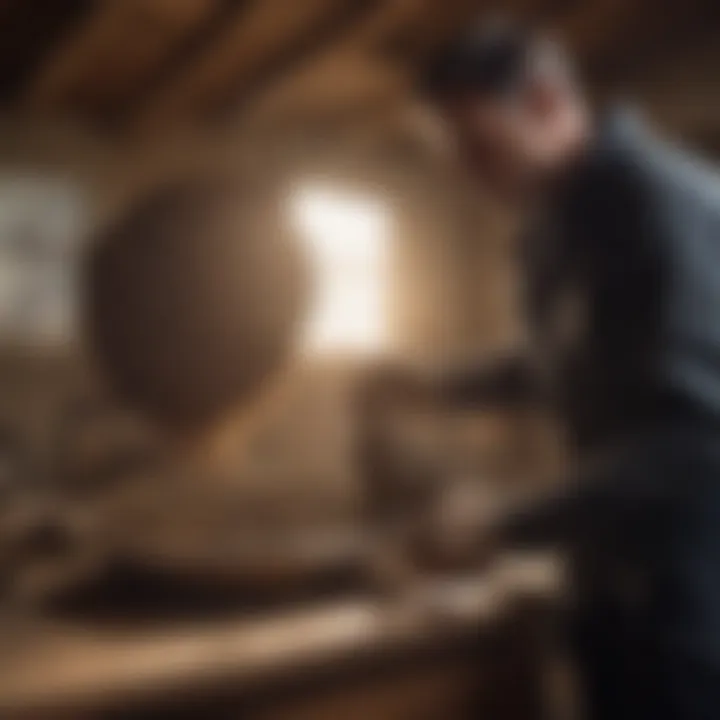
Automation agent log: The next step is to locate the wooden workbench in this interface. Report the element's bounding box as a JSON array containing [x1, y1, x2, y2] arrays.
[[0, 556, 566, 719]]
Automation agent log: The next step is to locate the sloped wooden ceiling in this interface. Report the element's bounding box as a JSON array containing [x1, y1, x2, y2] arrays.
[[0, 0, 717, 142]]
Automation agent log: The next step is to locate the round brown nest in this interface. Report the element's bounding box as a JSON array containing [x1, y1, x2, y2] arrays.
[[84, 177, 309, 433]]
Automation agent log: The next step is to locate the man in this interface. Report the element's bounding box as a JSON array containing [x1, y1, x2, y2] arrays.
[[421, 22, 720, 719]]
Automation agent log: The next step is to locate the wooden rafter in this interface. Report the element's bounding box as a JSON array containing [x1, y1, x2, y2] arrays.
[[554, 0, 719, 83], [0, 0, 93, 104], [132, 0, 352, 131], [22, 0, 238, 119], [209, 0, 388, 119], [0, 0, 712, 141], [220, 0, 454, 126]]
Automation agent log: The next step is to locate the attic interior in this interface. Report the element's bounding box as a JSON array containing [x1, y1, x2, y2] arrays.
[[0, 1, 718, 718]]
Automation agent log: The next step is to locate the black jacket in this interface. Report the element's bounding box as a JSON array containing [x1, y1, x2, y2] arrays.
[[522, 109, 720, 451], [505, 112, 720, 718]]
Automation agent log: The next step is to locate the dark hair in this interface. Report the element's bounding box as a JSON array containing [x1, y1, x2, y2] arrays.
[[419, 21, 533, 101]]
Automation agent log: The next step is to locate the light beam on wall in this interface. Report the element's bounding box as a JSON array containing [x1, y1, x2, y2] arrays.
[[292, 186, 389, 356]]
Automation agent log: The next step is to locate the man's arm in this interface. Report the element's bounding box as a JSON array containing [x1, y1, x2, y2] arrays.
[[493, 480, 603, 549], [438, 352, 542, 409], [492, 430, 681, 550]]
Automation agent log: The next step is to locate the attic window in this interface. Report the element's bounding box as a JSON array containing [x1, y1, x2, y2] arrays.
[[292, 186, 390, 356], [0, 175, 86, 345]]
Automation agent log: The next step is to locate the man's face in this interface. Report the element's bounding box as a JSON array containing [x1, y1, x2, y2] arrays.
[[439, 96, 532, 199], [436, 73, 588, 202]]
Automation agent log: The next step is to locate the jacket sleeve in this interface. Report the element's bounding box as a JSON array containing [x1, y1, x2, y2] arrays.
[[496, 441, 663, 548], [438, 352, 542, 408]]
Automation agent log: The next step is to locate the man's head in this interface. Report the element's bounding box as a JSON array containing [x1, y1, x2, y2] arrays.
[[420, 22, 591, 201], [84, 177, 308, 440]]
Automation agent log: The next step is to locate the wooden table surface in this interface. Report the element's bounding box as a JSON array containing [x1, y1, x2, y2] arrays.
[[0, 555, 562, 717]]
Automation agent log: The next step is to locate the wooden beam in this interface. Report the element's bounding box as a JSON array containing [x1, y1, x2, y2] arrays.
[[552, 0, 650, 68], [116, 0, 253, 125], [209, 0, 387, 119], [599, 1, 720, 86], [552, 0, 719, 85], [0, 0, 94, 105], [22, 0, 233, 120], [218, 0, 457, 128], [237, 54, 402, 133], [132, 0, 352, 132], [634, 40, 720, 137], [261, 0, 481, 140], [373, 0, 480, 63]]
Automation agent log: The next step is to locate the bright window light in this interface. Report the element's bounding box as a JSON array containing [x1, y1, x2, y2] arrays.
[[292, 186, 389, 355]]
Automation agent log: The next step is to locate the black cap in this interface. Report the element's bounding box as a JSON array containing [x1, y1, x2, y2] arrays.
[[419, 21, 532, 101]]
